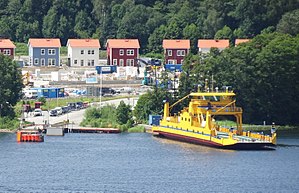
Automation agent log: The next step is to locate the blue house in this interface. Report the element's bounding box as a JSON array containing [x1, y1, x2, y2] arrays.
[[28, 38, 61, 67]]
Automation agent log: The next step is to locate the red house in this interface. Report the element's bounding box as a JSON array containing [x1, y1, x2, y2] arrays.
[[106, 39, 140, 67], [163, 39, 190, 64], [0, 39, 16, 59]]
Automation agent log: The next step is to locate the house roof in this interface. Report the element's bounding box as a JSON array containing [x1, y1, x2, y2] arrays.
[[198, 39, 229, 49], [235, 39, 250, 45], [163, 39, 190, 49], [106, 39, 140, 48], [0, 39, 16, 48], [67, 39, 101, 48], [28, 38, 61, 48]]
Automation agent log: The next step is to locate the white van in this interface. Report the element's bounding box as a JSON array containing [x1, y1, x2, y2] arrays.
[[23, 90, 38, 99]]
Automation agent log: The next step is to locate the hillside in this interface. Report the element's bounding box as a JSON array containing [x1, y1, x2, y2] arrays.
[[0, 0, 298, 54]]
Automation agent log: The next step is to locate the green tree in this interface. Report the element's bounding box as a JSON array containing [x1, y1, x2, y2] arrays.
[[183, 23, 200, 54], [147, 25, 167, 53], [74, 10, 94, 38], [192, 32, 299, 125], [116, 101, 132, 125], [117, 4, 150, 52], [164, 19, 181, 39], [0, 55, 23, 117], [214, 25, 233, 41], [277, 9, 299, 36], [134, 88, 171, 123], [0, 19, 12, 38]]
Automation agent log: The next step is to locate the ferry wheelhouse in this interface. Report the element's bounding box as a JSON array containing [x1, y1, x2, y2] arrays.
[[152, 89, 276, 150]]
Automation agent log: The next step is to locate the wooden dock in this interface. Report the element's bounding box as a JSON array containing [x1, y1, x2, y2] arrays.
[[66, 127, 120, 134]]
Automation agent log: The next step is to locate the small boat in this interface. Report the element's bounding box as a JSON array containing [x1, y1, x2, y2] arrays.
[[152, 88, 276, 150], [16, 130, 44, 142]]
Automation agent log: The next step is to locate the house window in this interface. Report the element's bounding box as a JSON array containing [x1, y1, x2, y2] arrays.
[[181, 60, 184, 65], [91, 50, 95, 55], [88, 50, 91, 55], [34, 58, 39, 65], [41, 49, 45, 55], [167, 50, 172, 56], [3, 49, 11, 55], [41, 58, 45, 66], [81, 50, 84, 55], [81, 60, 84, 66], [113, 59, 117, 66], [91, 60, 95, 66], [126, 59, 134, 66], [177, 50, 186, 56], [88, 60, 91, 66], [48, 58, 56, 66], [167, 60, 176, 64], [120, 49, 124, 56], [127, 49, 134, 56], [74, 60, 78, 65], [48, 49, 55, 55], [119, 59, 124, 66]]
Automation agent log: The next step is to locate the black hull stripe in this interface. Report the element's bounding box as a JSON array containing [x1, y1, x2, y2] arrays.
[[155, 131, 275, 150]]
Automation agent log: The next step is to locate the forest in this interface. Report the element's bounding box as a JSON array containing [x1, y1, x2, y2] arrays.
[[0, 0, 299, 126], [0, 0, 299, 54]]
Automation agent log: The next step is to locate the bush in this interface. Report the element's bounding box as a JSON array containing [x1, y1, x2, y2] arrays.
[[0, 117, 20, 130], [128, 126, 145, 133]]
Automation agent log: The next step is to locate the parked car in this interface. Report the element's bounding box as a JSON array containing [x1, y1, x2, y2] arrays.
[[101, 87, 117, 96], [54, 107, 63, 115], [33, 108, 43, 116], [67, 102, 76, 111], [61, 106, 69, 114], [76, 102, 83, 109], [49, 109, 58, 116]]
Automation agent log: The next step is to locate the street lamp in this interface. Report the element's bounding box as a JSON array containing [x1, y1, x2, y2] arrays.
[[99, 68, 102, 110]]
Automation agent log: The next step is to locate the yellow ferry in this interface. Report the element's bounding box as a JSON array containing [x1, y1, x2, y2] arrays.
[[152, 88, 277, 150]]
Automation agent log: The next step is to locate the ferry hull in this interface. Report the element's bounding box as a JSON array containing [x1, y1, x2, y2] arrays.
[[155, 131, 275, 150]]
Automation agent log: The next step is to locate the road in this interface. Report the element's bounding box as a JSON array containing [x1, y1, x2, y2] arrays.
[[25, 98, 139, 127]]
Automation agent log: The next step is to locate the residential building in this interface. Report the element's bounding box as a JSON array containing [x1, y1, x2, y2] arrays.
[[235, 39, 250, 46], [106, 39, 140, 67], [163, 39, 190, 65], [0, 39, 16, 59], [67, 39, 100, 67], [28, 38, 61, 67], [198, 39, 229, 53]]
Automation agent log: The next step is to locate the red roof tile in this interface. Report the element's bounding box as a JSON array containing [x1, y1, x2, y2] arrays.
[[67, 39, 100, 48], [235, 39, 250, 45], [107, 39, 140, 48], [163, 39, 190, 49], [28, 38, 61, 48], [198, 39, 229, 49], [0, 39, 16, 48]]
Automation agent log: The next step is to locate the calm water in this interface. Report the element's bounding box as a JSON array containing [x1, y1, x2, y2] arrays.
[[0, 130, 299, 193]]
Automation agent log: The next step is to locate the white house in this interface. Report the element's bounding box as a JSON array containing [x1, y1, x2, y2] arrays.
[[67, 39, 101, 67], [198, 39, 229, 54]]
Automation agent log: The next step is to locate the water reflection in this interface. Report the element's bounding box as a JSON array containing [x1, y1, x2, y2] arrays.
[[0, 132, 299, 192], [153, 136, 235, 153]]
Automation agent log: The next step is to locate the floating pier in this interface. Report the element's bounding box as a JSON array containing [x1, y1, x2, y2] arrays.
[[67, 127, 120, 134]]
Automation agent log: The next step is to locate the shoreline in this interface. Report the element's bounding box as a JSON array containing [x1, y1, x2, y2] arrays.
[[0, 129, 16, 133]]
